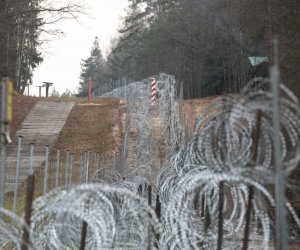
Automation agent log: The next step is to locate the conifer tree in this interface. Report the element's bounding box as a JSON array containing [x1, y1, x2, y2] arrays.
[[78, 37, 105, 96]]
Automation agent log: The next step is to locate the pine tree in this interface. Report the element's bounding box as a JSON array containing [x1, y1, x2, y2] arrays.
[[78, 37, 105, 97]]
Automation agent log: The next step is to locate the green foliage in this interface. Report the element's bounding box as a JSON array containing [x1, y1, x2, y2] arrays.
[[77, 37, 105, 97], [0, 0, 43, 93], [105, 0, 300, 98], [0, 0, 83, 94]]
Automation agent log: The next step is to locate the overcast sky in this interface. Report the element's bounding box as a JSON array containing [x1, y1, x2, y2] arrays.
[[31, 0, 129, 96]]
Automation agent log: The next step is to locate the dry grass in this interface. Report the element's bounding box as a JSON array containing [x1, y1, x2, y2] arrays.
[[49, 97, 123, 160]]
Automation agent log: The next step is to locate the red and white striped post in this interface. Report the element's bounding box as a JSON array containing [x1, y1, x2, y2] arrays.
[[151, 78, 156, 105], [88, 78, 92, 104]]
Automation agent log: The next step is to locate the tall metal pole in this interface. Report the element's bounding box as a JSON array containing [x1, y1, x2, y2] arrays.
[[271, 37, 287, 250], [0, 77, 8, 215]]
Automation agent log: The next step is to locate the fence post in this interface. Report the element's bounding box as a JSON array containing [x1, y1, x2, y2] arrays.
[[97, 152, 100, 176], [93, 151, 97, 178], [69, 154, 73, 186], [13, 136, 23, 215], [0, 77, 8, 215], [29, 143, 35, 175], [80, 154, 83, 183], [113, 154, 116, 171], [154, 193, 161, 243], [271, 37, 287, 250], [65, 150, 69, 187], [21, 143, 35, 250], [21, 174, 35, 250], [148, 185, 152, 207], [83, 151, 87, 183], [80, 199, 90, 250], [43, 145, 49, 195], [217, 182, 224, 250], [85, 150, 90, 183], [242, 110, 262, 250], [80, 220, 88, 250], [55, 150, 60, 188]]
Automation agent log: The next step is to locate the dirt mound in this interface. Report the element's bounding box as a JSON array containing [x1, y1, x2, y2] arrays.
[[49, 98, 124, 161], [183, 96, 219, 139]]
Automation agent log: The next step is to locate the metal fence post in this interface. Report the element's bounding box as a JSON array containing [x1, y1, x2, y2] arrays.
[[83, 151, 87, 183], [29, 143, 35, 175], [80, 154, 83, 183], [69, 154, 73, 186], [96, 152, 100, 177], [242, 110, 262, 250], [217, 182, 224, 250], [43, 145, 49, 195], [113, 154, 116, 171], [65, 150, 69, 186], [85, 150, 90, 183], [13, 136, 23, 214], [55, 150, 60, 188], [21, 174, 35, 250], [0, 77, 8, 215], [148, 185, 152, 206], [93, 151, 97, 178], [271, 37, 287, 250]]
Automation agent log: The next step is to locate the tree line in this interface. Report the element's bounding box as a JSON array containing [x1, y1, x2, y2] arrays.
[[79, 0, 300, 99], [0, 0, 82, 93], [2, 0, 299, 99]]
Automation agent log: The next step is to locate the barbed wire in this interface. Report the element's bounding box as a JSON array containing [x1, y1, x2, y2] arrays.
[[157, 76, 300, 249], [0, 208, 27, 249], [30, 184, 161, 249], [2, 74, 300, 249]]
